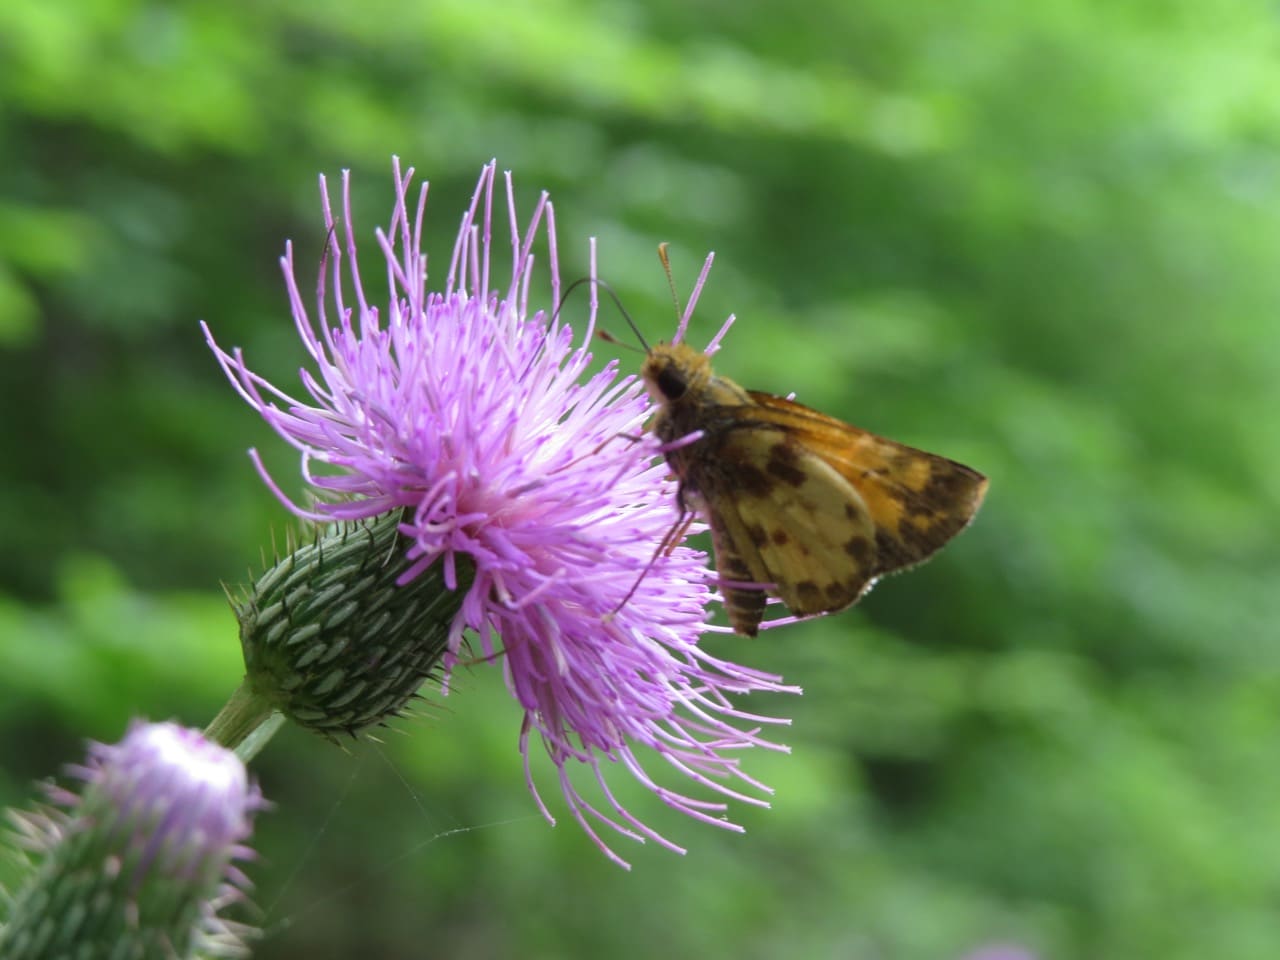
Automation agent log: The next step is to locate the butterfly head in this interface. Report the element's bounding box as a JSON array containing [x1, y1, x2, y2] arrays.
[[640, 342, 711, 407]]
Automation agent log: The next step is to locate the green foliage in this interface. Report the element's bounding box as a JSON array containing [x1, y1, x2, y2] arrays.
[[2, 0, 1278, 957]]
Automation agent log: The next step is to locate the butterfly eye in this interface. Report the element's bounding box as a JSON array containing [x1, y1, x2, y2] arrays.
[[656, 364, 687, 400]]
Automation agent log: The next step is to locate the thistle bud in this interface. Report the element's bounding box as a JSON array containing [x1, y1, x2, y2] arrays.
[[235, 509, 473, 738], [0, 721, 260, 959]]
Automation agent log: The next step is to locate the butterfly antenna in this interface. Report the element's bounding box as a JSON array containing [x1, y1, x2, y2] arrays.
[[658, 242, 683, 320], [596, 328, 644, 354], [552, 276, 651, 352]]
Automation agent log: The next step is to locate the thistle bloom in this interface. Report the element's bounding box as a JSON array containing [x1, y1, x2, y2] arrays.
[[0, 722, 260, 958], [203, 159, 795, 865]]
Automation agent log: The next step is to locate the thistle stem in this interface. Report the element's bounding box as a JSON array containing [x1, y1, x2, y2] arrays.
[[205, 681, 284, 762]]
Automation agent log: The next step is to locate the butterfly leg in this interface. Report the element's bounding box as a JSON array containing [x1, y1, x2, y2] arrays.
[[606, 504, 696, 623]]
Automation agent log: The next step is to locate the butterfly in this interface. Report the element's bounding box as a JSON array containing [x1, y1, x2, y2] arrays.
[[637, 248, 988, 636]]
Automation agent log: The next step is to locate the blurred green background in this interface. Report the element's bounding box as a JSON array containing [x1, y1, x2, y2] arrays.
[[2, 1, 1279, 957]]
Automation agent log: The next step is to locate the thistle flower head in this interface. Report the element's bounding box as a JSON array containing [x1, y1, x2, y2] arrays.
[[0, 721, 261, 957], [203, 159, 796, 865]]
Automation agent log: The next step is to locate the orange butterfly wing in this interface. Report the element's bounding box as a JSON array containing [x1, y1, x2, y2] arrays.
[[743, 391, 988, 571], [686, 391, 986, 634]]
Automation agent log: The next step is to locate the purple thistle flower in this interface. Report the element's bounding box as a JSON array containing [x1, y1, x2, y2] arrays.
[[1, 721, 261, 957], [203, 159, 797, 866]]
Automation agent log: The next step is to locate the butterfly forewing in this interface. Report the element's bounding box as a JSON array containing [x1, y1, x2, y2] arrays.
[[742, 391, 989, 574]]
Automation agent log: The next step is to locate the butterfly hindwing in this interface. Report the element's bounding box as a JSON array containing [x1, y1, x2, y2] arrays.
[[694, 421, 880, 635]]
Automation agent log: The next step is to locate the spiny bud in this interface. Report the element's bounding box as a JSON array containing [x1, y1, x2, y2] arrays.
[[0, 721, 261, 959], [235, 509, 473, 738]]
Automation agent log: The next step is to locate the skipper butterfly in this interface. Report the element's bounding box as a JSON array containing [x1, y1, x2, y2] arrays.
[[639, 247, 988, 636]]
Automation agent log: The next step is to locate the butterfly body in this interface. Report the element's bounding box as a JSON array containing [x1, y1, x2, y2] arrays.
[[641, 341, 988, 636]]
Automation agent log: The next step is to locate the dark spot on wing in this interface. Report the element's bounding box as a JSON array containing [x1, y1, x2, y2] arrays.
[[736, 463, 773, 497], [766, 442, 807, 487], [844, 536, 873, 566], [772, 529, 790, 546], [874, 517, 958, 574], [874, 528, 915, 572], [903, 460, 986, 519], [825, 582, 853, 605], [793, 580, 824, 612]]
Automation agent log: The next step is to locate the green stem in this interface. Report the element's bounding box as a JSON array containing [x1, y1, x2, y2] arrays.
[[204, 681, 283, 762]]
